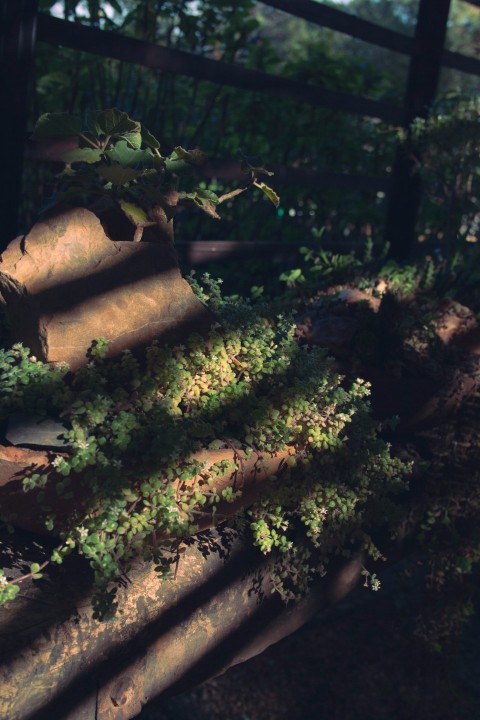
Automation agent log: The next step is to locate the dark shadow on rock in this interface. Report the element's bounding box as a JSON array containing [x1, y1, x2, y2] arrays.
[[23, 531, 270, 720], [0, 207, 213, 367]]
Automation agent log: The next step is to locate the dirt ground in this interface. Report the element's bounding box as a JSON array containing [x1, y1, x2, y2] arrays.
[[139, 561, 480, 720]]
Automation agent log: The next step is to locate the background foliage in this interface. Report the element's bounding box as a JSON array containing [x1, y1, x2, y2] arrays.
[[23, 0, 480, 250]]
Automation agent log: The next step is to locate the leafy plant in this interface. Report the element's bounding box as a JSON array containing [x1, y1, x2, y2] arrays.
[[32, 108, 279, 241], [0, 279, 408, 617], [281, 241, 480, 649], [295, 238, 480, 316], [409, 94, 480, 254]]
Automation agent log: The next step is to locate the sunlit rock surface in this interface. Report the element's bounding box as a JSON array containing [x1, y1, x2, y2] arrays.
[[0, 207, 212, 369]]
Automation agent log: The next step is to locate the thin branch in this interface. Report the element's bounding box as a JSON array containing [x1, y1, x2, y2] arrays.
[[10, 560, 50, 585]]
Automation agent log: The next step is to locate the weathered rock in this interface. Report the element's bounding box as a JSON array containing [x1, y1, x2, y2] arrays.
[[337, 287, 381, 313], [0, 442, 295, 536], [6, 412, 70, 449], [0, 207, 212, 369], [0, 524, 364, 720], [433, 298, 478, 346], [296, 314, 358, 357]]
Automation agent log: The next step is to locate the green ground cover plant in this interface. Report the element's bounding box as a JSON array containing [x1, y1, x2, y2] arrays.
[[0, 278, 408, 617], [278, 240, 480, 650]]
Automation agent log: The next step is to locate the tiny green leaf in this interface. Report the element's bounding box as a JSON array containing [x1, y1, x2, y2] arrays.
[[165, 147, 207, 171], [253, 181, 280, 208], [118, 200, 150, 227], [194, 188, 219, 203], [172, 147, 207, 164], [180, 188, 221, 218], [141, 127, 161, 150]]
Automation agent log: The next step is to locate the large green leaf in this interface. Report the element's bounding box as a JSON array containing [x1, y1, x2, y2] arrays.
[[123, 131, 142, 150], [32, 113, 82, 139], [90, 108, 140, 138], [60, 148, 103, 164], [97, 165, 140, 186], [106, 140, 155, 167]]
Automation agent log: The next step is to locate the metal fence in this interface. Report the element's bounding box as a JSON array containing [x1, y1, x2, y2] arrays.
[[1, 0, 479, 258]]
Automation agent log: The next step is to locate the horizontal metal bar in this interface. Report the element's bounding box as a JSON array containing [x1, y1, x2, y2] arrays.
[[260, 3, 480, 79], [204, 159, 391, 191], [259, 0, 414, 55], [36, 14, 404, 124], [176, 239, 359, 265], [442, 48, 480, 76], [25, 139, 391, 193]]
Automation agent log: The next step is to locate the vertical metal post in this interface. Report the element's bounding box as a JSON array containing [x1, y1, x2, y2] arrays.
[[0, 0, 38, 249], [384, 0, 451, 260]]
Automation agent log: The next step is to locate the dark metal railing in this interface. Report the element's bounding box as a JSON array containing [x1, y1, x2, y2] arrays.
[[2, 0, 479, 258]]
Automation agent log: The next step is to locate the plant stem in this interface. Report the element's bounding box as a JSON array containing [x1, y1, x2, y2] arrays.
[[79, 133, 100, 150], [11, 560, 50, 585]]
